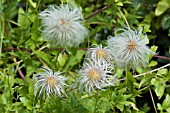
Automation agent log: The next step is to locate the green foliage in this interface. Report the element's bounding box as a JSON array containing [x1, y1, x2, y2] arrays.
[[0, 0, 170, 112], [155, 0, 170, 16]]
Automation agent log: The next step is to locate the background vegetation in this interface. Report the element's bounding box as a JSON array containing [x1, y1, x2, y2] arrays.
[[0, 0, 170, 113]]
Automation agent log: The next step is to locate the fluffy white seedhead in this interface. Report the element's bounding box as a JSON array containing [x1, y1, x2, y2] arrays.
[[39, 4, 88, 47], [34, 67, 67, 98], [107, 28, 155, 69], [85, 44, 114, 65], [77, 59, 115, 94]]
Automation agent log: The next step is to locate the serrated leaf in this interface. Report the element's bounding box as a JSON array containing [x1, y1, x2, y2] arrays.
[[151, 78, 165, 99], [118, 88, 127, 94], [162, 94, 170, 109], [155, 82, 165, 99], [151, 45, 158, 52], [116, 103, 124, 111], [121, 101, 139, 111], [157, 103, 163, 111]]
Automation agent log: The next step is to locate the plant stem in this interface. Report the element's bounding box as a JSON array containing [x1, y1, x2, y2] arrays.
[[13, 58, 25, 80], [84, 4, 113, 20], [154, 55, 170, 61], [94, 97, 98, 113], [133, 63, 170, 78], [115, 6, 130, 29], [0, 15, 4, 59], [119, 63, 170, 81], [67, 71, 76, 80], [149, 88, 158, 113]]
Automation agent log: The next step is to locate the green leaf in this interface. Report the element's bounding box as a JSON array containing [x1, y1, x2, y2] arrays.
[[76, 50, 86, 62], [135, 67, 143, 74], [155, 0, 170, 16], [20, 97, 33, 110], [96, 97, 111, 113], [161, 15, 170, 29], [151, 45, 158, 53], [139, 74, 154, 88], [116, 103, 124, 111], [150, 78, 156, 85], [155, 82, 165, 99], [66, 47, 78, 55], [111, 91, 117, 101], [118, 88, 127, 94], [80, 97, 96, 112], [116, 69, 124, 78], [17, 8, 30, 27], [57, 53, 68, 67], [157, 69, 168, 75], [64, 50, 85, 70], [29, 0, 36, 8], [148, 61, 157, 67], [162, 94, 170, 109], [157, 103, 163, 111], [30, 17, 41, 41], [18, 86, 29, 97], [0, 94, 6, 105], [126, 72, 136, 82], [121, 101, 139, 111], [64, 56, 76, 71], [126, 72, 136, 92], [70, 93, 78, 108], [14, 78, 25, 85], [26, 60, 40, 76], [116, 2, 123, 6], [28, 13, 37, 23], [151, 78, 165, 99], [34, 50, 52, 68], [0, 0, 3, 13]]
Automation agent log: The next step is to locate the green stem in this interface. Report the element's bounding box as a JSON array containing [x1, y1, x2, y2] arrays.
[[115, 6, 130, 29], [94, 97, 98, 113], [0, 15, 4, 59], [125, 71, 128, 84], [36, 0, 41, 11]]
